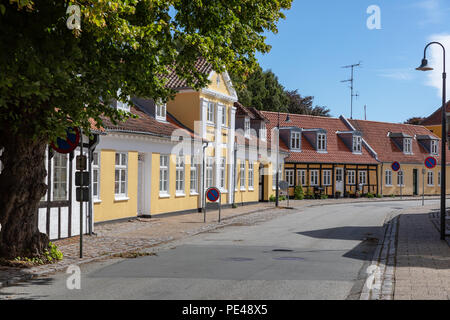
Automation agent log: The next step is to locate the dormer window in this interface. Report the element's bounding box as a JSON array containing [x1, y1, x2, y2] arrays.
[[353, 135, 362, 153], [260, 122, 267, 141], [431, 140, 439, 155], [244, 117, 250, 137], [291, 132, 301, 150], [115, 89, 130, 112], [317, 133, 327, 151], [404, 138, 412, 154], [156, 103, 166, 121]]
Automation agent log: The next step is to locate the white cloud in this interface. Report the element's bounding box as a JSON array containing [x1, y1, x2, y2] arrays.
[[377, 69, 414, 81], [423, 34, 450, 98]]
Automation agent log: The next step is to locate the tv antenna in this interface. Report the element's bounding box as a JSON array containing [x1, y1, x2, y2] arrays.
[[341, 62, 361, 119]]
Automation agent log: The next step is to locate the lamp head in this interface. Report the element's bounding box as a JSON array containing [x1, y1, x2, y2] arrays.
[[285, 114, 291, 123], [416, 58, 434, 71]]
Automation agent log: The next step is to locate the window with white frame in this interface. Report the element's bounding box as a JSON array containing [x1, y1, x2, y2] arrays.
[[397, 170, 404, 186], [92, 152, 100, 200], [260, 122, 267, 141], [348, 170, 356, 185], [156, 103, 166, 121], [285, 169, 295, 186], [53, 153, 68, 201], [206, 157, 214, 189], [159, 155, 169, 194], [221, 106, 226, 127], [297, 169, 306, 186], [190, 156, 198, 194], [176, 155, 185, 194], [427, 171, 434, 186], [404, 138, 412, 154], [248, 162, 254, 189], [385, 170, 392, 186], [323, 170, 332, 186], [353, 136, 362, 153], [310, 170, 319, 186], [359, 171, 367, 185], [431, 140, 439, 155], [317, 133, 327, 151], [115, 89, 130, 112], [220, 157, 226, 189], [244, 117, 251, 137], [115, 152, 128, 197], [240, 161, 246, 189], [207, 102, 215, 124], [291, 132, 301, 150]]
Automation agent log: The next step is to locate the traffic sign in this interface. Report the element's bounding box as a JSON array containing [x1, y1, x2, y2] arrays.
[[391, 161, 401, 172], [279, 180, 289, 191], [206, 187, 220, 202], [75, 172, 90, 187], [424, 156, 437, 169], [50, 127, 80, 154]]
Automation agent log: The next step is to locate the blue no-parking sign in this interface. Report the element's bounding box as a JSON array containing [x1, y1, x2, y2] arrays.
[[206, 187, 221, 202], [424, 156, 437, 169], [391, 161, 400, 172]]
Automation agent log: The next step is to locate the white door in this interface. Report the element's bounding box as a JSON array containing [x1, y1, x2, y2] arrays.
[[335, 168, 344, 196], [137, 154, 145, 215]]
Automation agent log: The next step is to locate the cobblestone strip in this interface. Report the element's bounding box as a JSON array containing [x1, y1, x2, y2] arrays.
[[360, 215, 398, 300]]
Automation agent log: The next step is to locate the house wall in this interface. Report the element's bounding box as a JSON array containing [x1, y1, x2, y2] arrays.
[[424, 125, 442, 138]]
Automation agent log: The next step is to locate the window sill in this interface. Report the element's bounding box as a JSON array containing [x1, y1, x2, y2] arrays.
[[175, 193, 186, 198], [248, 188, 254, 191], [385, 185, 393, 187], [190, 192, 199, 196], [240, 187, 246, 191], [114, 196, 129, 202], [93, 199, 102, 204], [159, 193, 170, 198]]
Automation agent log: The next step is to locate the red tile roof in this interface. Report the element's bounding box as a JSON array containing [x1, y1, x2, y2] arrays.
[[262, 111, 378, 164], [349, 119, 450, 164], [421, 101, 450, 126], [164, 58, 213, 90]]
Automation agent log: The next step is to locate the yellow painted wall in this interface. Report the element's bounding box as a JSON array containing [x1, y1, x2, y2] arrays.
[[233, 159, 259, 204], [166, 92, 200, 132], [424, 125, 442, 138], [94, 150, 138, 223], [207, 72, 232, 97], [150, 153, 200, 215]]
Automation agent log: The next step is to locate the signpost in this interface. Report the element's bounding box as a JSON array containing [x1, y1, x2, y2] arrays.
[[205, 187, 221, 222], [392, 162, 402, 199], [50, 127, 80, 154]]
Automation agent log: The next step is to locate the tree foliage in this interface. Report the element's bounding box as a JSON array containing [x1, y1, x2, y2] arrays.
[[404, 117, 425, 125], [231, 67, 331, 117], [0, 0, 292, 258]]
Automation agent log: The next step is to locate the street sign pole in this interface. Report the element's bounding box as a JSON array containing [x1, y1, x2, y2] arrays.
[[422, 168, 425, 206], [79, 129, 83, 258]]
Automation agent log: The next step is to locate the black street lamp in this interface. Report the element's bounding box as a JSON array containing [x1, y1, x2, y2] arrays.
[[416, 41, 447, 240]]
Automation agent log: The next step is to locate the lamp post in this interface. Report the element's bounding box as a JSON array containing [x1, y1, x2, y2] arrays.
[[416, 41, 447, 240]]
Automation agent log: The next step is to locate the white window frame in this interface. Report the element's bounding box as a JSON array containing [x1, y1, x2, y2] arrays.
[[116, 89, 130, 112], [221, 106, 227, 127], [397, 170, 404, 186], [159, 154, 169, 196], [53, 153, 69, 201], [297, 169, 306, 186], [92, 152, 100, 200], [156, 102, 167, 121], [359, 171, 367, 185], [404, 138, 412, 154], [431, 140, 439, 155], [220, 157, 226, 190], [290, 132, 301, 150], [348, 170, 356, 185], [206, 157, 214, 189], [248, 162, 254, 190], [244, 117, 251, 137], [115, 152, 128, 198], [175, 155, 185, 195], [353, 135, 362, 153], [240, 161, 246, 190], [427, 171, 434, 186], [190, 156, 198, 195], [310, 170, 319, 186], [317, 133, 327, 151], [207, 102, 215, 124], [285, 169, 295, 187], [323, 170, 332, 186], [385, 170, 392, 186]]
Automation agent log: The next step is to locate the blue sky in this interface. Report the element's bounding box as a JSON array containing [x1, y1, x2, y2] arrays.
[[255, 0, 450, 123]]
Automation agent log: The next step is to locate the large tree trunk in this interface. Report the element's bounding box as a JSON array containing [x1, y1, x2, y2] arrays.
[[0, 134, 49, 259]]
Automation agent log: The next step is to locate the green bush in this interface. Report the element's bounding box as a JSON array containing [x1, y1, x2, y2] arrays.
[[320, 194, 328, 199], [366, 192, 375, 198], [305, 187, 314, 199], [376, 194, 382, 198], [294, 185, 304, 200]]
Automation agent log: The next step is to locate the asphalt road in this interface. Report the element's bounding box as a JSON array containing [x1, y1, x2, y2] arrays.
[[0, 200, 434, 300]]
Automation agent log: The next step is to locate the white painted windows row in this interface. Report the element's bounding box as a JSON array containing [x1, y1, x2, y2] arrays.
[[115, 152, 127, 197], [159, 155, 169, 195], [291, 132, 301, 150], [176, 155, 185, 194]]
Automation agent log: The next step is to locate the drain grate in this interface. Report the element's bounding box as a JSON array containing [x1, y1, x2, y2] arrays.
[[272, 249, 294, 252], [273, 256, 305, 261]]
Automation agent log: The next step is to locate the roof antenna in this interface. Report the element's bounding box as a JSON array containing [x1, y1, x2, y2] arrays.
[[341, 62, 361, 119], [364, 105, 367, 120]]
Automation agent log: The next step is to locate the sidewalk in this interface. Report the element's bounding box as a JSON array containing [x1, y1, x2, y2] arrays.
[[393, 209, 450, 300]]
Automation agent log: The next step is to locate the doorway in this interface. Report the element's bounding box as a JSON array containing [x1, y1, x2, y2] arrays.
[[413, 169, 418, 195], [137, 153, 146, 215], [335, 168, 344, 197], [259, 164, 265, 201]]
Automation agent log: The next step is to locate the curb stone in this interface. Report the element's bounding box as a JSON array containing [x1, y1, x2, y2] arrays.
[[360, 215, 398, 300]]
